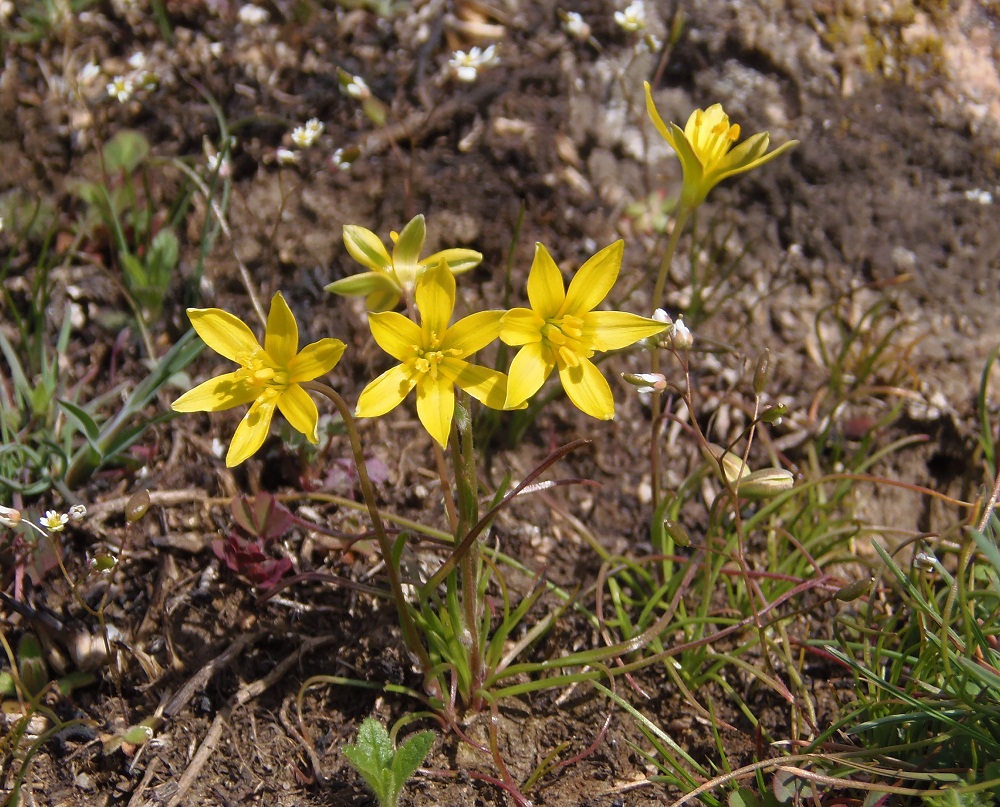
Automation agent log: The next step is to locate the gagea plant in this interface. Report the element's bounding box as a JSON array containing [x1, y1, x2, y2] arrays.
[[164, 80, 799, 802]]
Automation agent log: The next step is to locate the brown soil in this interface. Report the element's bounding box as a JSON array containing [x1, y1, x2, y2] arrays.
[[2, 1, 1000, 805]]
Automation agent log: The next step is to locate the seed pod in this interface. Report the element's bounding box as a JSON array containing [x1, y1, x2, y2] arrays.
[[663, 519, 691, 547], [834, 578, 872, 601], [759, 403, 788, 423], [126, 490, 150, 523], [753, 349, 771, 395]]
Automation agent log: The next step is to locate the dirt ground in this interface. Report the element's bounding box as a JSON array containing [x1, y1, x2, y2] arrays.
[[2, 0, 1000, 805]]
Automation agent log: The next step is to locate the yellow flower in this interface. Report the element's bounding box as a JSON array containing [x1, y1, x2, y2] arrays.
[[326, 214, 482, 311], [644, 81, 798, 209], [172, 293, 346, 466], [500, 241, 667, 419], [355, 260, 510, 447]]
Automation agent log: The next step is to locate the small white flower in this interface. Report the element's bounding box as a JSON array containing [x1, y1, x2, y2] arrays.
[[449, 45, 500, 83], [78, 61, 101, 85], [331, 147, 352, 171], [291, 118, 323, 148], [0, 505, 21, 528], [128, 51, 146, 70], [207, 152, 230, 175], [965, 188, 993, 205], [107, 75, 134, 103], [275, 147, 298, 165], [669, 317, 693, 350], [614, 1, 646, 32], [344, 75, 370, 100], [40, 510, 70, 532], [562, 11, 591, 40], [652, 308, 671, 324], [69, 504, 88, 521], [238, 4, 268, 25]]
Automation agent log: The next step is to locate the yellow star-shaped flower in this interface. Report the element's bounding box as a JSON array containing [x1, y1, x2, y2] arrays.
[[355, 259, 510, 447], [500, 241, 666, 419], [644, 82, 798, 210], [326, 214, 482, 311], [172, 293, 346, 466]]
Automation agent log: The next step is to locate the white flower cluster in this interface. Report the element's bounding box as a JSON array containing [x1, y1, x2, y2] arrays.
[[106, 51, 156, 104], [448, 44, 500, 83], [291, 118, 324, 149], [1, 504, 86, 533]]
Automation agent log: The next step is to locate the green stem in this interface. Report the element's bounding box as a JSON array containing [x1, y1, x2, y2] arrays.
[[651, 204, 691, 314], [303, 382, 434, 681], [650, 204, 692, 555]]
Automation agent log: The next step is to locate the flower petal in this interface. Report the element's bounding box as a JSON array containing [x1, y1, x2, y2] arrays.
[[416, 373, 454, 448], [227, 393, 277, 466], [714, 138, 798, 185], [446, 360, 509, 410], [369, 311, 422, 362], [289, 338, 346, 382], [500, 308, 545, 347], [415, 259, 455, 340], [505, 341, 554, 408], [325, 270, 401, 306], [277, 383, 320, 442], [526, 243, 565, 318], [264, 292, 298, 365], [365, 286, 402, 312], [356, 363, 416, 418], [442, 310, 503, 357], [171, 372, 259, 413], [585, 311, 666, 351], [391, 214, 426, 287], [420, 248, 482, 275], [187, 308, 261, 362], [344, 224, 392, 272], [643, 81, 676, 149], [559, 356, 614, 420], [562, 240, 623, 316]]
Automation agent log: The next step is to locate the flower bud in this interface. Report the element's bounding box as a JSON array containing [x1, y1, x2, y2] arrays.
[[622, 372, 667, 394], [0, 505, 21, 528], [734, 468, 795, 500], [703, 443, 748, 486]]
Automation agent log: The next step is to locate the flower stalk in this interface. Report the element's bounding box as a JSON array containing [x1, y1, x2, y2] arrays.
[[303, 381, 434, 685]]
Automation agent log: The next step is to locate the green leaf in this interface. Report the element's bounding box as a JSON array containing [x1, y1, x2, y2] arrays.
[[147, 227, 179, 283], [391, 730, 434, 787], [58, 399, 102, 447], [103, 130, 150, 174]]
